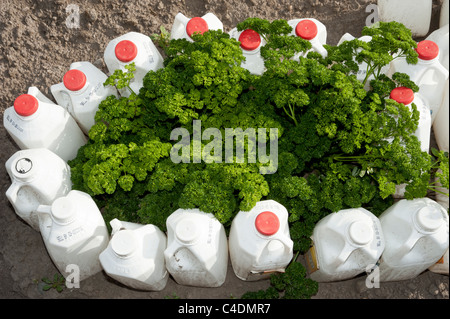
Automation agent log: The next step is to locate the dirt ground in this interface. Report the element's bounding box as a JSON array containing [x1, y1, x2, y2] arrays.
[[0, 0, 448, 300]]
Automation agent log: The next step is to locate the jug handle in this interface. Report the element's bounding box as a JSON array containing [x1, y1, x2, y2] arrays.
[[36, 204, 53, 235], [50, 83, 71, 111], [397, 232, 423, 259], [255, 234, 294, 264], [171, 12, 190, 39], [330, 243, 355, 269], [5, 182, 21, 207], [311, 38, 328, 59], [27, 86, 55, 105]]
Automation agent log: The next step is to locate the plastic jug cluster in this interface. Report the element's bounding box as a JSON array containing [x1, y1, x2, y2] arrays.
[[287, 18, 327, 59], [104, 31, 164, 97], [387, 40, 449, 123], [51, 61, 119, 134], [36, 190, 110, 282], [170, 12, 224, 42], [377, 198, 449, 282], [305, 207, 384, 283], [5, 148, 72, 231], [377, 0, 432, 37], [3, 87, 87, 162], [228, 200, 294, 281], [228, 28, 266, 75], [164, 208, 228, 287], [99, 219, 168, 291]]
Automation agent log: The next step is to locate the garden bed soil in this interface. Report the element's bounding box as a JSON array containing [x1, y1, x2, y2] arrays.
[[0, 0, 448, 300]]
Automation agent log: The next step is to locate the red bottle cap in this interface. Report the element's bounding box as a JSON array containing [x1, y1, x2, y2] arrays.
[[186, 17, 209, 38], [295, 19, 318, 40], [255, 211, 280, 236], [14, 94, 39, 116], [63, 69, 87, 91], [239, 29, 261, 51], [416, 40, 439, 60], [390, 87, 415, 105], [115, 40, 138, 62]]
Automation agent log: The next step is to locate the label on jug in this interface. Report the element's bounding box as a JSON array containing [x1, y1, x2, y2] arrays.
[[305, 244, 319, 274], [15, 158, 33, 174]]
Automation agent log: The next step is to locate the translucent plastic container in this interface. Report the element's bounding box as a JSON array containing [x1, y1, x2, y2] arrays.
[[433, 80, 449, 152], [51, 61, 119, 134], [228, 28, 266, 75], [287, 18, 327, 59], [164, 208, 228, 287], [36, 190, 109, 281], [387, 40, 449, 123], [377, 0, 432, 37], [5, 148, 72, 232], [104, 32, 164, 97], [389, 87, 431, 153], [426, 24, 449, 72], [441, 0, 449, 28], [304, 207, 385, 283], [3, 87, 87, 161], [99, 219, 168, 291], [170, 12, 223, 42], [377, 198, 449, 282], [228, 200, 293, 281]]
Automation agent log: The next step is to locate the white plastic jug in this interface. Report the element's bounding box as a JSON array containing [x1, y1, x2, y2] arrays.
[[441, 0, 449, 28], [5, 148, 72, 232], [287, 18, 327, 59], [170, 12, 223, 42], [3, 87, 87, 162], [228, 28, 266, 75], [433, 80, 449, 152], [104, 32, 164, 97], [389, 87, 431, 153], [36, 190, 109, 282], [387, 40, 449, 123], [164, 208, 228, 287], [429, 248, 449, 275], [304, 207, 385, 283], [51, 61, 119, 134], [426, 24, 449, 72], [99, 219, 168, 291], [377, 0, 432, 37], [377, 198, 449, 282], [228, 200, 294, 281]]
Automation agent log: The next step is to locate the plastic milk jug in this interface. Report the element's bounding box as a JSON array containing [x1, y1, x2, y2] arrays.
[[304, 208, 385, 283], [99, 219, 168, 291], [164, 208, 228, 287], [389, 87, 432, 153], [428, 248, 449, 275], [377, 198, 449, 282], [287, 18, 327, 59], [36, 190, 109, 281], [433, 80, 449, 153], [228, 28, 266, 75], [51, 61, 119, 134], [170, 12, 223, 42], [377, 0, 432, 37], [441, 0, 449, 28], [3, 87, 87, 162], [387, 40, 449, 123], [426, 24, 449, 72], [104, 32, 164, 97], [5, 148, 72, 232], [228, 200, 294, 281]]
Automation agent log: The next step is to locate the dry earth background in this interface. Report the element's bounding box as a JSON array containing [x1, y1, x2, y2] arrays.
[[0, 0, 448, 300]]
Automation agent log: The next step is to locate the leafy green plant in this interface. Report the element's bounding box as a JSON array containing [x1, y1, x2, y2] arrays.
[[41, 274, 66, 293]]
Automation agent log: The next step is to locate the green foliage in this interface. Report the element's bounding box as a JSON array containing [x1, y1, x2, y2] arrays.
[[41, 274, 66, 293]]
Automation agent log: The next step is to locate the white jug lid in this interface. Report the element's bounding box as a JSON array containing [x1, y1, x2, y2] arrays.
[[63, 69, 87, 91], [11, 157, 35, 181], [414, 206, 444, 232], [175, 218, 199, 244], [111, 230, 137, 258], [51, 197, 76, 225], [348, 220, 373, 245]]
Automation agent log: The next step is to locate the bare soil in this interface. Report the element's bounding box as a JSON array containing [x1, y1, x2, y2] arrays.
[[0, 0, 448, 300]]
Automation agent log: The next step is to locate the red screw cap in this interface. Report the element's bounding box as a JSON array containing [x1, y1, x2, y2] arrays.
[[255, 211, 280, 236], [115, 40, 138, 62], [295, 19, 318, 40], [186, 17, 209, 38], [63, 69, 87, 91], [416, 40, 439, 60], [239, 29, 261, 51], [14, 94, 39, 117], [390, 87, 415, 105]]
